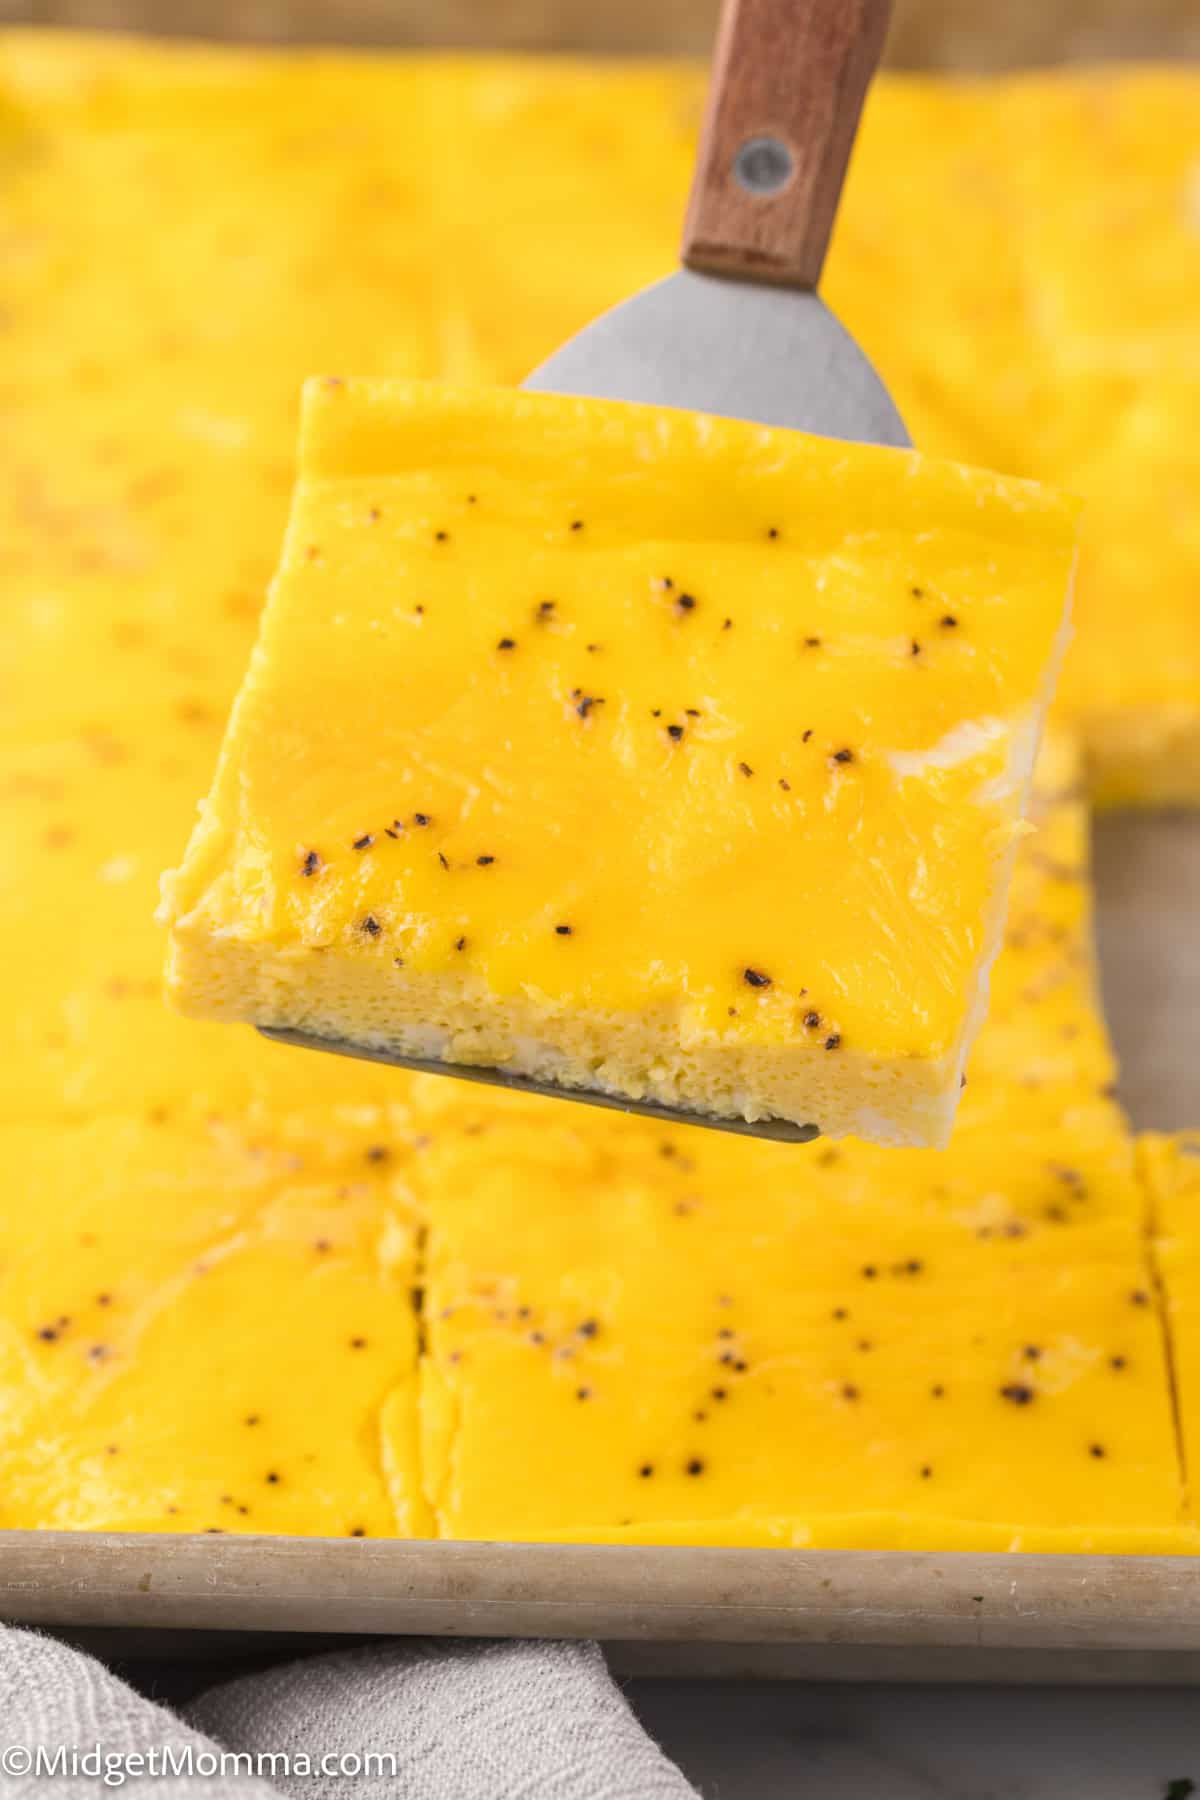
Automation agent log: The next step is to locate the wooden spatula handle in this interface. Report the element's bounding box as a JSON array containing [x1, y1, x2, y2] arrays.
[[682, 0, 892, 289]]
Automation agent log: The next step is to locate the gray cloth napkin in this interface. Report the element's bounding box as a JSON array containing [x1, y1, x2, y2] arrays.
[[0, 1626, 699, 1799]]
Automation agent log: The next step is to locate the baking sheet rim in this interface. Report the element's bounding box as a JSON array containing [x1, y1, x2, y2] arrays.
[[2, 1535, 1199, 1650]]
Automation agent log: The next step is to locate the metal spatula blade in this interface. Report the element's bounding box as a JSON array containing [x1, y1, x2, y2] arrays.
[[525, 269, 908, 445], [260, 1028, 819, 1143], [265, 0, 901, 1142]]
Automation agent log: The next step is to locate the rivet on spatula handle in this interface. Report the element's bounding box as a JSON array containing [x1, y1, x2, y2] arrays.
[[682, 0, 894, 289]]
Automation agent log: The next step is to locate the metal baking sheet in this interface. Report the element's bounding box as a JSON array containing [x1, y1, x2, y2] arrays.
[[0, 814, 1196, 1680], [1093, 811, 1200, 1130], [2, 1537, 1200, 1685]]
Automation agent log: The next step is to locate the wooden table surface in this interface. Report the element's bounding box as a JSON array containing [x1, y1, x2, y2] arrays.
[[2, 0, 1198, 65]]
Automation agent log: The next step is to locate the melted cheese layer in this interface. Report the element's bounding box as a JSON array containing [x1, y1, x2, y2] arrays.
[[165, 380, 1077, 1144]]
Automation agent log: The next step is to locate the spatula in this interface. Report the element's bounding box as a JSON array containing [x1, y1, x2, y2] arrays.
[[263, 0, 905, 1143], [526, 0, 906, 444]]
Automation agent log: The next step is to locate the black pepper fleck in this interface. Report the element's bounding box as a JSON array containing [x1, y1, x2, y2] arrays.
[[666, 723, 684, 741], [358, 914, 382, 937], [1089, 1443, 1106, 1458], [497, 637, 516, 651], [1000, 1383, 1036, 1405], [300, 850, 320, 877], [824, 1034, 842, 1051], [685, 1458, 705, 1476], [352, 833, 374, 851], [476, 854, 495, 867], [555, 924, 572, 936], [743, 968, 771, 989], [940, 614, 958, 629], [831, 747, 854, 765]]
